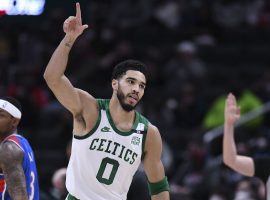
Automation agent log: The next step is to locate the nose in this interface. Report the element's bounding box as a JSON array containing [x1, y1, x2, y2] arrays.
[[132, 84, 139, 93]]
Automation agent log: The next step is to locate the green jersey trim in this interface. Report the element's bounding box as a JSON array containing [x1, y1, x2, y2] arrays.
[[138, 113, 149, 160], [73, 100, 101, 140], [100, 99, 140, 136], [107, 109, 139, 136], [66, 193, 79, 200]]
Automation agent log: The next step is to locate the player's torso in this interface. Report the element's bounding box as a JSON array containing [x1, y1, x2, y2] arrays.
[[66, 99, 148, 200], [0, 134, 39, 200]]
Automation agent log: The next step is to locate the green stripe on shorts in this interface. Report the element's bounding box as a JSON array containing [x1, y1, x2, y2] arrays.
[[66, 193, 80, 200]]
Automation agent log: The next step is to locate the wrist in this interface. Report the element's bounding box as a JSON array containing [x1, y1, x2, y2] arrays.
[[63, 35, 76, 48], [224, 121, 234, 131]]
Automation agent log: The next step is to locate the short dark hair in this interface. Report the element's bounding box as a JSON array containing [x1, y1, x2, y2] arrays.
[[1, 96, 22, 113], [111, 59, 148, 81]]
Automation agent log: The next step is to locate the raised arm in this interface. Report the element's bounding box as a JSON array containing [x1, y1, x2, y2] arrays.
[[43, 3, 88, 115], [143, 124, 170, 200], [0, 142, 28, 200], [223, 93, 254, 176]]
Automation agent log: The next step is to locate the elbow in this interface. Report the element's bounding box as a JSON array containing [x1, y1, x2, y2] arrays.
[[223, 155, 234, 168], [43, 70, 59, 86], [223, 156, 235, 169], [223, 159, 230, 168], [43, 71, 49, 82], [43, 69, 51, 82]]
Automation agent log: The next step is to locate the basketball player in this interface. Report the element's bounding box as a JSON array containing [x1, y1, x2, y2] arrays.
[[0, 97, 39, 200], [44, 3, 170, 200], [223, 93, 270, 198]]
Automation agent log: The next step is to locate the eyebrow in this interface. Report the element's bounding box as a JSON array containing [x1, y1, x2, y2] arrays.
[[126, 77, 146, 86]]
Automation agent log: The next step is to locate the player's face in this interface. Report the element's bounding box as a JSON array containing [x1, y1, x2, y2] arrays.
[[0, 109, 14, 135], [116, 70, 146, 112]]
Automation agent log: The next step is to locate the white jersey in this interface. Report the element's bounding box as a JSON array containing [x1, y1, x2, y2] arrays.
[[66, 99, 149, 200]]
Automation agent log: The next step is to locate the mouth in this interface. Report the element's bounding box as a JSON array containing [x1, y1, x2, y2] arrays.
[[128, 94, 138, 101], [127, 94, 138, 103]]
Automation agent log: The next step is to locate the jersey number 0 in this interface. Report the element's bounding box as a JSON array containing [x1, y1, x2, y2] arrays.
[[96, 157, 119, 185]]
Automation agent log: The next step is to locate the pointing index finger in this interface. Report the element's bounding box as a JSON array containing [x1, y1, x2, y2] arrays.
[[76, 2, 82, 23]]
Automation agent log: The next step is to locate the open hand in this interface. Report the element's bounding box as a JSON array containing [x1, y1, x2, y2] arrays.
[[63, 3, 88, 40], [225, 93, 241, 125]]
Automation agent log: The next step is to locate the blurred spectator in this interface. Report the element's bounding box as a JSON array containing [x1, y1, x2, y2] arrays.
[[212, 0, 264, 28], [45, 168, 68, 200], [163, 41, 206, 96]]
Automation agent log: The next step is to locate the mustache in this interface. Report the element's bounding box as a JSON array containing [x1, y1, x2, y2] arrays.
[[127, 93, 139, 100]]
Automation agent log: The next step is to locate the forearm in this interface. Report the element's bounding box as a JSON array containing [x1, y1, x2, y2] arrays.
[[223, 123, 237, 165], [0, 143, 28, 200], [223, 123, 254, 176], [151, 191, 170, 200], [44, 35, 76, 83]]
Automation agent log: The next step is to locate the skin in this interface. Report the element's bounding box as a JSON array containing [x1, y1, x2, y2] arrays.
[[223, 93, 254, 177], [0, 108, 28, 200], [44, 3, 169, 199]]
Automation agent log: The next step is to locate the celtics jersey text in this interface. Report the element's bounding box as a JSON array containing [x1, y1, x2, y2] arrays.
[[66, 99, 148, 200], [0, 134, 39, 200]]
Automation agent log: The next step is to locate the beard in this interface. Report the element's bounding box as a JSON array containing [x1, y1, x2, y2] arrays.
[[117, 87, 138, 112]]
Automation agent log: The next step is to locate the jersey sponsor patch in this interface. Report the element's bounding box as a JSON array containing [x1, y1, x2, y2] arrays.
[[131, 136, 141, 146]]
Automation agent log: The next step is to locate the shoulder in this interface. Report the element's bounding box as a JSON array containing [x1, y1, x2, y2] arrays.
[[147, 124, 161, 139], [145, 123, 162, 153], [0, 141, 24, 167]]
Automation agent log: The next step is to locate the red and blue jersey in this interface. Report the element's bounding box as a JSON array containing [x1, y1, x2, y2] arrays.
[[0, 134, 39, 200]]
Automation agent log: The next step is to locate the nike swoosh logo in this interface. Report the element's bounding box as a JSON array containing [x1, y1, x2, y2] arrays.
[[101, 127, 111, 132]]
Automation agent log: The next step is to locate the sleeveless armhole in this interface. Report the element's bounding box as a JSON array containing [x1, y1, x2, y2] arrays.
[[73, 99, 102, 140], [138, 113, 149, 161], [4, 136, 24, 152]]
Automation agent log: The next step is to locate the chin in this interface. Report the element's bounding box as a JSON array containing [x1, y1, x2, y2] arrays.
[[122, 103, 135, 112]]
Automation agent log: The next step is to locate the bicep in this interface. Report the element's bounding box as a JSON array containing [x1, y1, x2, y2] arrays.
[[0, 143, 28, 200], [46, 75, 82, 114], [143, 125, 165, 182]]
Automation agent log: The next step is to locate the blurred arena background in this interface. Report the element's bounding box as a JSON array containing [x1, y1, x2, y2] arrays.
[[1, 0, 270, 199]]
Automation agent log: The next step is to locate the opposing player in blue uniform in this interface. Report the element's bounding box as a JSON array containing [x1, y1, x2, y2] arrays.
[[0, 97, 39, 200]]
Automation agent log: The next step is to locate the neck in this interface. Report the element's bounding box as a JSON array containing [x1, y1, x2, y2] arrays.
[[109, 95, 135, 130]]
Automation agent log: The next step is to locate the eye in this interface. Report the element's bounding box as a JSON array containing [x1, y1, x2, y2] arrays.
[[139, 84, 145, 89], [127, 79, 134, 84]]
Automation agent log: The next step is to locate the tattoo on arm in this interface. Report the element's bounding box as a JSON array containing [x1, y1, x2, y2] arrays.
[[0, 142, 28, 200], [65, 42, 72, 48]]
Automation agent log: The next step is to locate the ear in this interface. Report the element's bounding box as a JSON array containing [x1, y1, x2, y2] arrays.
[[112, 79, 118, 91], [11, 118, 20, 129]]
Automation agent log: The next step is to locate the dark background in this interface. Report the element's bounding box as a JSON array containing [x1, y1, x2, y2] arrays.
[[1, 0, 270, 199]]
